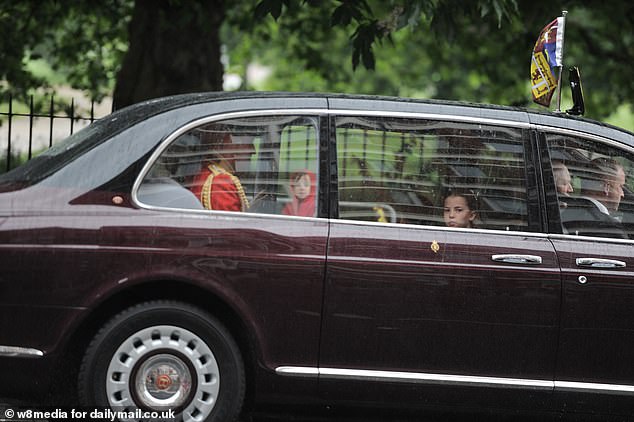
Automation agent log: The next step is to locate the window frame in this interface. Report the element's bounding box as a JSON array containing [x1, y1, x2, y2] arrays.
[[329, 112, 541, 233], [132, 110, 329, 219], [537, 125, 634, 242]]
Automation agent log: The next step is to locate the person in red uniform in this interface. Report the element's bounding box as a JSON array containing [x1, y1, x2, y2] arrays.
[[282, 170, 317, 217], [190, 133, 253, 211]]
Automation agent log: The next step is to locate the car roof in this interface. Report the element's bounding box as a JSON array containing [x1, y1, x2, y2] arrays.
[[124, 91, 633, 146]]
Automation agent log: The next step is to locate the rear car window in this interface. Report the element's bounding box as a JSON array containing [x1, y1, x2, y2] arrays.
[[138, 115, 319, 216]]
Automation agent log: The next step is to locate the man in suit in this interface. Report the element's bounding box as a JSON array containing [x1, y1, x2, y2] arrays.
[[583, 157, 625, 215]]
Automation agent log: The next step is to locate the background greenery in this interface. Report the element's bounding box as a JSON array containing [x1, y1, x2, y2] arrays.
[[1, 0, 633, 131]]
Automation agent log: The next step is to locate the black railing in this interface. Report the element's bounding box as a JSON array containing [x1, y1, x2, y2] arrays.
[[1, 94, 105, 173]]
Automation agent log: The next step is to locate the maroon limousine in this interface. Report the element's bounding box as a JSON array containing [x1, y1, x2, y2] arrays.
[[1, 92, 634, 421]]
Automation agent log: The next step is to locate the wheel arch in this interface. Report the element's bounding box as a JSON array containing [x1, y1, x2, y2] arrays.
[[55, 278, 258, 407]]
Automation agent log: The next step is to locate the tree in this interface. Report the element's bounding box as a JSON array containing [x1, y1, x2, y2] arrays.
[[1, 0, 633, 125], [255, 0, 518, 70], [0, 0, 225, 109], [112, 0, 225, 109], [249, 0, 634, 121], [0, 0, 130, 112], [0, 0, 519, 109]]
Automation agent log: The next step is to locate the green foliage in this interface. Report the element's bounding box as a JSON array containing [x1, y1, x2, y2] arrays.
[[0, 1, 61, 97], [248, 0, 634, 125], [1, 0, 633, 130], [0, 0, 131, 107], [605, 105, 634, 131], [42, 2, 131, 101], [245, 1, 526, 100], [255, 0, 519, 70]]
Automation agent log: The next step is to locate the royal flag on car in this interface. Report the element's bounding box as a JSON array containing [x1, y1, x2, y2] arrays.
[[530, 15, 566, 107]]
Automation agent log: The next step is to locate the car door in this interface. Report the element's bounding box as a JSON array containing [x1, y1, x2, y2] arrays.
[[134, 112, 330, 398], [318, 112, 561, 411], [541, 129, 634, 415]]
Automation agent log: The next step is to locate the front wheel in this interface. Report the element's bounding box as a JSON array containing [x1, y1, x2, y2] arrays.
[[79, 301, 245, 422]]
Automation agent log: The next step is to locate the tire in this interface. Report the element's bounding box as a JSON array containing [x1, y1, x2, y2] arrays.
[[78, 301, 245, 422]]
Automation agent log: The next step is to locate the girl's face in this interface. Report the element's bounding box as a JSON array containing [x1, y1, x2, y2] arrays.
[[443, 195, 476, 228], [292, 174, 311, 200]]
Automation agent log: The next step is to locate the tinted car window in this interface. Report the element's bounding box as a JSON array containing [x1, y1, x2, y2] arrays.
[[138, 115, 319, 216], [0, 97, 196, 193], [335, 116, 530, 231], [546, 133, 634, 239]]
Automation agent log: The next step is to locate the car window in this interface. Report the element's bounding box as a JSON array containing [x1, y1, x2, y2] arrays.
[[545, 133, 634, 239], [335, 116, 531, 231], [0, 109, 144, 192], [138, 115, 319, 216]]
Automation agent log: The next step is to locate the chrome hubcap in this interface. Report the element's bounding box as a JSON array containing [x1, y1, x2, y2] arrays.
[[135, 354, 192, 408], [106, 325, 220, 421]]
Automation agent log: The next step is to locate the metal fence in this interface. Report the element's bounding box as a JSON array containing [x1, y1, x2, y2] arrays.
[[1, 94, 105, 173]]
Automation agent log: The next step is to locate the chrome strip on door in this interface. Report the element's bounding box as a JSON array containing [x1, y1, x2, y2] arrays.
[[555, 381, 634, 394], [276, 366, 319, 377], [276, 366, 634, 395], [276, 366, 552, 390], [0, 345, 44, 358]]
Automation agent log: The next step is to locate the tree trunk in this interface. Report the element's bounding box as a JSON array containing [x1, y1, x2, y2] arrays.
[[113, 0, 225, 110]]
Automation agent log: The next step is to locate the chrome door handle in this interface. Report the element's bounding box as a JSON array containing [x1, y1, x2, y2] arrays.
[[491, 254, 543, 265], [575, 258, 626, 268]]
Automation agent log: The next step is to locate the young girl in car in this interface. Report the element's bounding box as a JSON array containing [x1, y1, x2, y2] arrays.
[[282, 170, 317, 217], [443, 190, 478, 228]]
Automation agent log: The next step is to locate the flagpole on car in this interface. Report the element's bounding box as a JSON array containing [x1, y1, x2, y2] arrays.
[[555, 10, 567, 112]]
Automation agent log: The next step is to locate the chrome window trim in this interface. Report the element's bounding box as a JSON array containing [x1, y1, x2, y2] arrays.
[[132, 109, 328, 210], [129, 105, 634, 245], [276, 366, 634, 395], [132, 107, 532, 213], [548, 233, 634, 245], [332, 110, 534, 235], [330, 109, 532, 129], [0, 345, 44, 358], [533, 124, 634, 155]]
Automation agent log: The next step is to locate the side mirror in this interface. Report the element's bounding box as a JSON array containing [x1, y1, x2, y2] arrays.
[[566, 66, 585, 116]]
